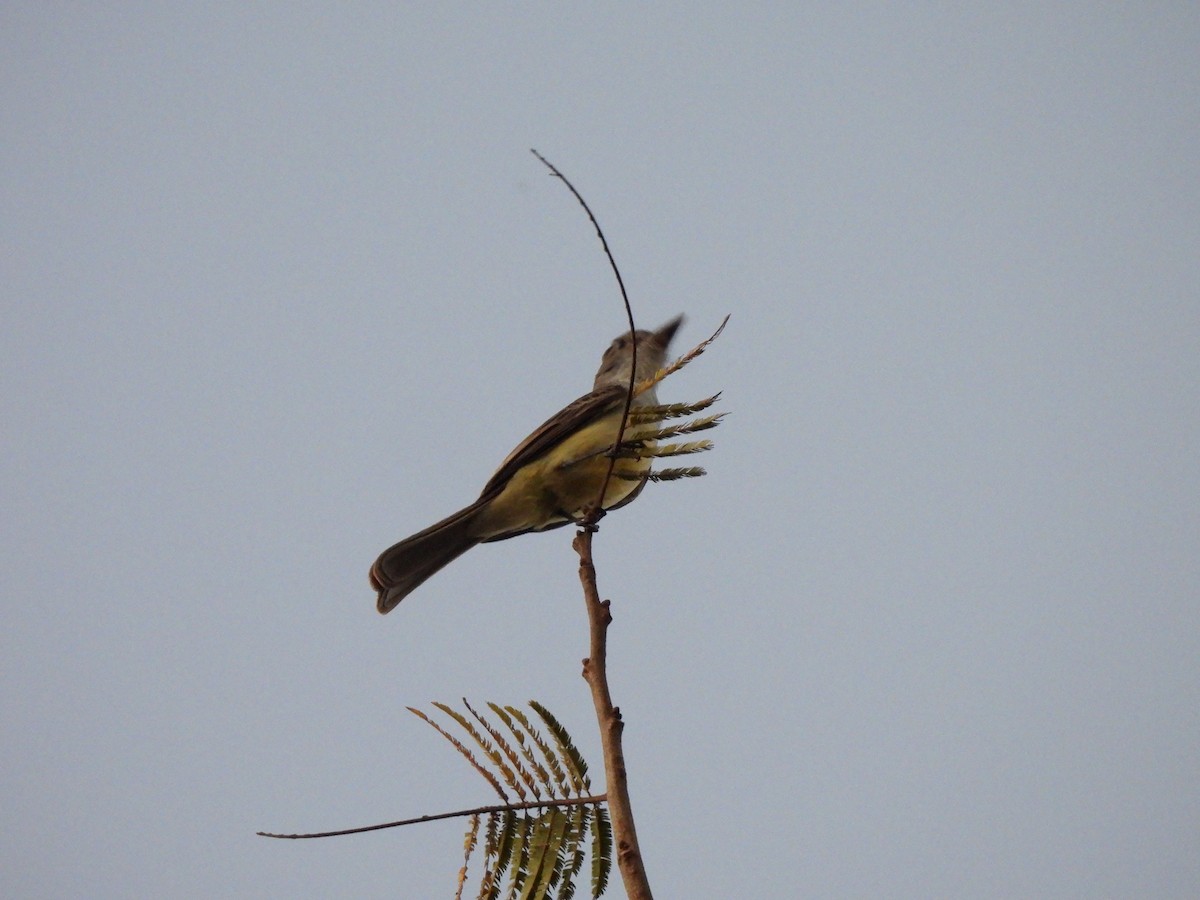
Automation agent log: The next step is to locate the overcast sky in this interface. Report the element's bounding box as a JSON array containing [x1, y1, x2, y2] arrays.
[[3, 5, 1197, 898]]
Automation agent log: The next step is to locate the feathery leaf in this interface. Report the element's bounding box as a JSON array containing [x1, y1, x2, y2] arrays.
[[556, 805, 590, 900], [503, 813, 532, 898], [457, 814, 481, 900], [529, 701, 590, 794], [520, 809, 568, 900], [409, 706, 509, 802], [466, 700, 540, 801], [644, 439, 714, 458], [489, 703, 555, 799], [591, 805, 612, 898], [626, 392, 722, 422], [644, 466, 707, 482], [406, 701, 611, 898], [633, 315, 729, 398], [436, 701, 528, 802], [627, 412, 726, 442]]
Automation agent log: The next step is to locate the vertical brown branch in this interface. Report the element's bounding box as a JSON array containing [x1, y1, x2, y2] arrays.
[[574, 530, 654, 900], [535, 150, 653, 897]]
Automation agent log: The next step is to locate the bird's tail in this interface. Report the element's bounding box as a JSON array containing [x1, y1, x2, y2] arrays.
[[370, 500, 487, 614]]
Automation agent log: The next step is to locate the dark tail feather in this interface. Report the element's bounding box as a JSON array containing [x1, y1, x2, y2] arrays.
[[371, 500, 486, 613]]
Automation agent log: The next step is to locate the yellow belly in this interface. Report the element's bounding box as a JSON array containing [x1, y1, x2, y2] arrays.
[[472, 408, 653, 539]]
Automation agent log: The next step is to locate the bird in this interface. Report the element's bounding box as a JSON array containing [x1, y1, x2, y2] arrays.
[[370, 316, 683, 613]]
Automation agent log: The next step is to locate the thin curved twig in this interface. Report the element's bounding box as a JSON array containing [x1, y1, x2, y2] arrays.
[[529, 149, 637, 524]]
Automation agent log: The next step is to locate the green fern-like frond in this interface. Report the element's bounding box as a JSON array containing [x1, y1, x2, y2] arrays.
[[554, 804, 590, 900], [525, 812, 552, 897], [412, 701, 611, 898], [521, 809, 570, 900], [591, 806, 612, 898], [465, 700, 542, 801], [529, 701, 590, 795], [479, 812, 505, 900], [488, 703, 556, 799], [482, 812, 500, 859], [503, 813, 533, 897], [504, 706, 572, 798]]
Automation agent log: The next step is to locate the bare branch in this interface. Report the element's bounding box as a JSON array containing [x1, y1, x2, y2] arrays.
[[574, 531, 654, 899], [257, 794, 607, 841]]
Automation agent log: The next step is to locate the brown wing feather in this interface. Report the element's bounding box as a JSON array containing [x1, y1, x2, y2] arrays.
[[476, 383, 627, 501]]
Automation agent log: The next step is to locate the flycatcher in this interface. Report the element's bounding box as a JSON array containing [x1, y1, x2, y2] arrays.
[[370, 315, 683, 613]]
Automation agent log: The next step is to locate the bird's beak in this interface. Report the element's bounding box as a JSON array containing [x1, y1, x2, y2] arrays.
[[654, 314, 684, 348]]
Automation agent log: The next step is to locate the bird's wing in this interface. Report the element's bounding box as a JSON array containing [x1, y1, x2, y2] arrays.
[[477, 383, 628, 500]]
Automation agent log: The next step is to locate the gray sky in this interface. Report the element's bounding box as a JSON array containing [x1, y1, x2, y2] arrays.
[[3, 5, 1197, 898]]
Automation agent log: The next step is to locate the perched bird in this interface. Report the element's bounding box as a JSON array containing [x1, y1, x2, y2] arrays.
[[370, 316, 682, 613]]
